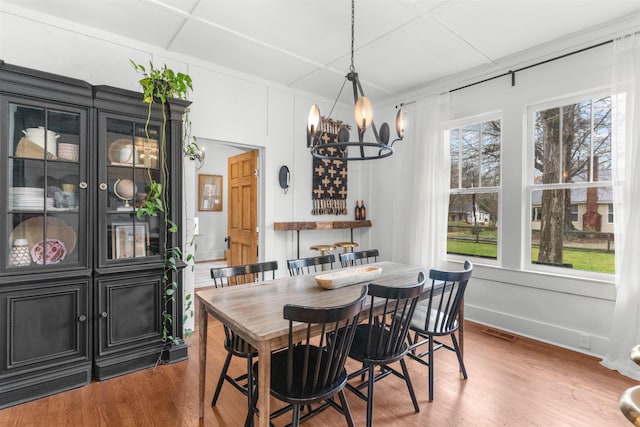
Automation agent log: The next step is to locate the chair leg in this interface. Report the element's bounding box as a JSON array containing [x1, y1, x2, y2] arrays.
[[292, 405, 301, 427], [366, 365, 375, 427], [212, 350, 233, 406], [428, 336, 435, 402], [338, 389, 355, 427], [245, 376, 258, 427], [451, 333, 468, 379], [400, 358, 420, 413], [246, 355, 254, 416]]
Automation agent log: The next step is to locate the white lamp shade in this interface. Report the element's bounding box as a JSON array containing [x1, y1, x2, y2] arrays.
[[354, 96, 373, 129], [308, 104, 320, 134], [395, 108, 405, 138]]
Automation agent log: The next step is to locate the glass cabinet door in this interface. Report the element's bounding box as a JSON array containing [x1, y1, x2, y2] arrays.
[[100, 116, 162, 264], [5, 101, 86, 271]]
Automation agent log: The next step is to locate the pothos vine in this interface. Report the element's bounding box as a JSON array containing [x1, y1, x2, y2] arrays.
[[130, 60, 199, 345]]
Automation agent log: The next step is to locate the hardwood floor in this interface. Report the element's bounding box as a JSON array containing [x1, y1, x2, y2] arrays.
[[0, 310, 634, 427]]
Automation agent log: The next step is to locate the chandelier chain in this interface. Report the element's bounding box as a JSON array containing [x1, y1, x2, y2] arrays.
[[350, 0, 355, 72]]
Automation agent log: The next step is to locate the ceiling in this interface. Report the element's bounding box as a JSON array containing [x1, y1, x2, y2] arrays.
[[5, 0, 640, 101]]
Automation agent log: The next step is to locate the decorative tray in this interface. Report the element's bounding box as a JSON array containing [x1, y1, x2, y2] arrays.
[[315, 266, 382, 290], [108, 138, 135, 165]]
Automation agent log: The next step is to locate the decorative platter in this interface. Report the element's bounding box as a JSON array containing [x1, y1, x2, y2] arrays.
[[30, 238, 67, 264], [315, 266, 382, 290], [107, 138, 135, 165], [9, 216, 77, 262]]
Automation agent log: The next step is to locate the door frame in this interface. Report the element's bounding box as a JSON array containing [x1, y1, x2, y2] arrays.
[[195, 139, 265, 263]]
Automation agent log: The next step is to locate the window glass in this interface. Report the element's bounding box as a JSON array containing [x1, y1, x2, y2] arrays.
[[461, 124, 480, 188], [448, 192, 499, 259], [481, 120, 501, 187], [450, 129, 460, 189], [529, 96, 614, 274], [448, 118, 501, 260]]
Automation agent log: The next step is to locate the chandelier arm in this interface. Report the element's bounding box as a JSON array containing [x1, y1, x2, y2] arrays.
[[389, 137, 402, 148], [327, 77, 348, 119]]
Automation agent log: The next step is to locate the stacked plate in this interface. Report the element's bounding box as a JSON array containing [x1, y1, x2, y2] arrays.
[[9, 187, 53, 210], [57, 143, 79, 161]]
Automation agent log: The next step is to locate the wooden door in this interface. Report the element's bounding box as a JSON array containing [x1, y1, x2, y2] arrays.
[[227, 150, 258, 266]]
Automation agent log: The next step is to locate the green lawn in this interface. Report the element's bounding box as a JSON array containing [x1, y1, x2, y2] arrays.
[[447, 240, 615, 273], [447, 240, 498, 258], [531, 247, 614, 273]]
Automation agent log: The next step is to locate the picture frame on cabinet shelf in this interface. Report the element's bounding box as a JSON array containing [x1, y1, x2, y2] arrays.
[[112, 222, 149, 259], [198, 174, 222, 211]]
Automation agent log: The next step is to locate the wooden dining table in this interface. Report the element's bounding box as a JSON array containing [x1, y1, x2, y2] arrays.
[[196, 261, 458, 427]]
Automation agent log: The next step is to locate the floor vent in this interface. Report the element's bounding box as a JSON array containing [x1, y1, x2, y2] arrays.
[[483, 327, 519, 342]]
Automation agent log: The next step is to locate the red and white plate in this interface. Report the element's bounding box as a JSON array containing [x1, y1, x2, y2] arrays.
[[30, 239, 67, 264]]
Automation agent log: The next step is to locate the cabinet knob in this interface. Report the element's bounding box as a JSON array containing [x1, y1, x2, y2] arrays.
[[99, 183, 108, 191], [101, 312, 108, 318], [78, 314, 87, 322], [79, 181, 88, 189]]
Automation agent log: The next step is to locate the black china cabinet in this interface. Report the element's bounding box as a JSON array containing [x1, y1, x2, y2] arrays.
[[0, 61, 188, 408]]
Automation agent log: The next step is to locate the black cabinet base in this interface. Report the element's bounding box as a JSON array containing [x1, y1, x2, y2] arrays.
[[0, 363, 92, 409], [94, 342, 189, 380], [162, 340, 189, 363], [94, 345, 165, 381]]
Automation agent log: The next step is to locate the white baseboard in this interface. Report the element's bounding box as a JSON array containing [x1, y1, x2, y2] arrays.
[[465, 304, 607, 358]]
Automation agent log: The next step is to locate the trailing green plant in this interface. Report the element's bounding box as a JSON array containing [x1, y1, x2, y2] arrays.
[[130, 60, 199, 345]]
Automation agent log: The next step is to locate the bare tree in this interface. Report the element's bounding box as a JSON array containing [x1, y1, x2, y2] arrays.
[[535, 98, 611, 265], [538, 108, 564, 264]]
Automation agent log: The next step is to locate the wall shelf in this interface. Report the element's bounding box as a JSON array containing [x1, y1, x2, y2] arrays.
[[274, 220, 372, 257]]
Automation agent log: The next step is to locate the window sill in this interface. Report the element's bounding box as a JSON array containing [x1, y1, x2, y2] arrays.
[[446, 257, 616, 301]]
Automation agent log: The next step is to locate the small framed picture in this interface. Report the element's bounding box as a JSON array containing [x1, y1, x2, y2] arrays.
[[198, 174, 222, 211], [112, 222, 149, 259]]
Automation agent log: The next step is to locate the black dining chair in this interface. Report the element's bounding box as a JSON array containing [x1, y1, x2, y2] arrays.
[[246, 285, 369, 427], [210, 260, 278, 287], [209, 260, 279, 413], [287, 254, 336, 276], [345, 273, 425, 427], [406, 260, 473, 401], [339, 249, 379, 267]]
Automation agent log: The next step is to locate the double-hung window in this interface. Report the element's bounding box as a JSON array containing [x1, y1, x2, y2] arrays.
[[447, 116, 501, 260], [528, 93, 614, 274]]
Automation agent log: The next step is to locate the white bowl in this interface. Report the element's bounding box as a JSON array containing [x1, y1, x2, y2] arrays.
[[22, 127, 59, 156], [57, 143, 79, 161]]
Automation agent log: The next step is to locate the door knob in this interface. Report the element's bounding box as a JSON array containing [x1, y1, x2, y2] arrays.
[[101, 312, 108, 318]]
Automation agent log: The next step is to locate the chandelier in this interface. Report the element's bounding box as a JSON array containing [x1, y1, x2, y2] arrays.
[[306, 0, 405, 161]]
